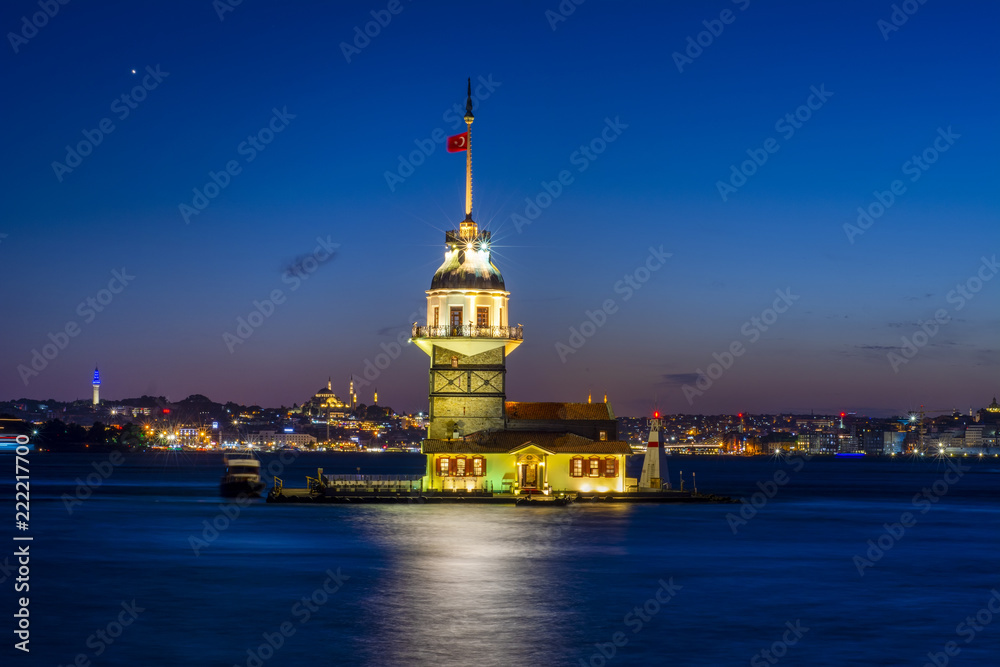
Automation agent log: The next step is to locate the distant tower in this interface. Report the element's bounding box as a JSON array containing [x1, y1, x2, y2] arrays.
[[374, 388, 379, 405], [349, 376, 357, 408], [327, 377, 332, 391], [639, 411, 664, 490], [92, 367, 101, 406], [411, 79, 523, 440]]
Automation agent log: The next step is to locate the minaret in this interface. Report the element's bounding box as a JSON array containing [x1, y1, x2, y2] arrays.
[[349, 376, 356, 408], [639, 411, 664, 490], [374, 388, 378, 405], [327, 377, 332, 391], [92, 367, 101, 406], [411, 80, 523, 440]]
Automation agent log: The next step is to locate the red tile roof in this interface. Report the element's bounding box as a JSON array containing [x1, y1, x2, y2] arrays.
[[505, 401, 615, 421], [422, 430, 631, 455]]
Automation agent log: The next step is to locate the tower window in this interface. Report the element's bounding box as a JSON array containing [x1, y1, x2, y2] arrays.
[[450, 307, 463, 334], [477, 307, 489, 328], [599, 430, 607, 441], [433, 306, 439, 327]]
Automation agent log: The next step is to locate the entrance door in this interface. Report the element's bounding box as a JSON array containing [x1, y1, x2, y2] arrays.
[[520, 463, 538, 490]]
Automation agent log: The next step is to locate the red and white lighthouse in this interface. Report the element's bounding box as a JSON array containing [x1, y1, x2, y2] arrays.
[[639, 411, 667, 490]]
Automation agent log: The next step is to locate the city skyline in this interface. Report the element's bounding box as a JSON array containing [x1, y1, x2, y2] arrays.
[[3, 0, 998, 417]]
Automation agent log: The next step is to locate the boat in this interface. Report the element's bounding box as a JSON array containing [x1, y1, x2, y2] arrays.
[[220, 450, 266, 497]]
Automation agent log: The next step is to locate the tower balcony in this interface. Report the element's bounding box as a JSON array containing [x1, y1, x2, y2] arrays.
[[412, 324, 523, 340], [411, 323, 524, 357]]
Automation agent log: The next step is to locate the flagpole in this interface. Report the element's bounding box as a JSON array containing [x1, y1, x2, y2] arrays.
[[464, 77, 474, 221]]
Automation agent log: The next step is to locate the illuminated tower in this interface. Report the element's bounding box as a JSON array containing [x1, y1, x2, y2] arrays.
[[92, 367, 101, 406], [411, 80, 523, 440], [349, 376, 357, 408], [374, 388, 378, 405]]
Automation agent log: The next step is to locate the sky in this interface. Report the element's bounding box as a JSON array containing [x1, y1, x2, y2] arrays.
[[1, 0, 997, 417]]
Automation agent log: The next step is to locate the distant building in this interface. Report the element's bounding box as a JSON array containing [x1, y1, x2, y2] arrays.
[[299, 378, 351, 420], [798, 431, 837, 453], [883, 431, 906, 455], [249, 431, 316, 447]]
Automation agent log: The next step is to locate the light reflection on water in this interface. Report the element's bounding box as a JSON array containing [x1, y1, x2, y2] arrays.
[[349, 506, 604, 666]]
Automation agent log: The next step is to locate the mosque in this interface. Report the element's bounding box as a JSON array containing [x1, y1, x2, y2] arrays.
[[410, 81, 634, 495]]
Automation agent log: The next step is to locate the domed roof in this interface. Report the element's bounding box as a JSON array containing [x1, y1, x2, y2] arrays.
[[430, 240, 505, 291]]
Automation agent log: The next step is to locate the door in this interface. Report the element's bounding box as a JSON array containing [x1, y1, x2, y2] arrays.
[[450, 307, 463, 335], [520, 463, 538, 490]]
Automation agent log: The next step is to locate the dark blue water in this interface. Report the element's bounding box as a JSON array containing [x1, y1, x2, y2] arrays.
[[6, 451, 1000, 666]]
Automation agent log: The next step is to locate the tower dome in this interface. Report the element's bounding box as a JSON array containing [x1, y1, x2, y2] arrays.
[[430, 230, 505, 290]]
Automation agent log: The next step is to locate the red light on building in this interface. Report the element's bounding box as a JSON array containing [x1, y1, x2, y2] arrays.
[[163, 409, 170, 414], [653, 411, 660, 419], [738, 413, 743, 418]]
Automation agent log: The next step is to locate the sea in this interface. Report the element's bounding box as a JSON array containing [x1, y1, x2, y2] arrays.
[[5, 450, 1000, 666]]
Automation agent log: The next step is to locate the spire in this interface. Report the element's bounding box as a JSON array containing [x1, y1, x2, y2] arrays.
[[463, 77, 474, 223], [587, 392, 592, 404], [327, 376, 332, 391]]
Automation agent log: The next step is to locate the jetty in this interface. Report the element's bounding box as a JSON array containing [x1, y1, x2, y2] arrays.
[[266, 470, 734, 505]]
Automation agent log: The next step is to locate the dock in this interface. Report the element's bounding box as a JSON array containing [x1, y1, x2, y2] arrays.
[[266, 471, 735, 505]]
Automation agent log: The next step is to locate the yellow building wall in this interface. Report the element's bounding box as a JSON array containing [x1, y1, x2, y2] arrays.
[[422, 452, 626, 494]]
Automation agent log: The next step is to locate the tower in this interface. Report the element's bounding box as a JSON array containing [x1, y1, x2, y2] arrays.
[[92, 366, 101, 406], [639, 411, 664, 490], [411, 79, 523, 440], [349, 376, 357, 408]]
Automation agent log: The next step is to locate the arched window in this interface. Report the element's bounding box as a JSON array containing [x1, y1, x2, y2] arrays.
[[455, 457, 467, 477], [604, 457, 618, 477], [472, 457, 485, 477], [570, 457, 583, 477], [588, 457, 601, 477], [437, 457, 450, 477]]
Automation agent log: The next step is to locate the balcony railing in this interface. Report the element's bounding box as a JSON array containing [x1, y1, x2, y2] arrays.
[[412, 323, 524, 340]]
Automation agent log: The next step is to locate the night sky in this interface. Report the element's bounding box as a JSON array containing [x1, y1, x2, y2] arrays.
[[2, 0, 997, 417]]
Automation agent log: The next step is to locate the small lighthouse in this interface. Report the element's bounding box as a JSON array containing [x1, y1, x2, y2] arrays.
[[92, 367, 101, 406], [639, 411, 667, 490]]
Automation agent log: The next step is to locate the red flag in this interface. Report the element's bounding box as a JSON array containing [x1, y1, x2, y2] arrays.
[[447, 132, 468, 152]]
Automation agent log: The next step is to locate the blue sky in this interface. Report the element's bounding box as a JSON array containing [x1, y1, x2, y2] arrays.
[[1, 0, 997, 416]]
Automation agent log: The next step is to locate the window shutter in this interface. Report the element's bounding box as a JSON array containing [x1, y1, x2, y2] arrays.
[[449, 458, 457, 476], [480, 457, 487, 477], [613, 458, 620, 477]]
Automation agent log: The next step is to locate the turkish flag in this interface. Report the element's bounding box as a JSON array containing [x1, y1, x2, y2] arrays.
[[447, 132, 468, 152]]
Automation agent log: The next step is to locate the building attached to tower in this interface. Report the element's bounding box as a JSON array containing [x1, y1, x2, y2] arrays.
[[411, 82, 631, 494]]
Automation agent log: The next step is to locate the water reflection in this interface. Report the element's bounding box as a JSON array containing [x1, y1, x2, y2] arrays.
[[350, 505, 622, 666]]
